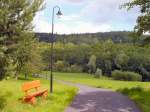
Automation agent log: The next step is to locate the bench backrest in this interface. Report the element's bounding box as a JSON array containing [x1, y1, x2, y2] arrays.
[[22, 80, 41, 92]]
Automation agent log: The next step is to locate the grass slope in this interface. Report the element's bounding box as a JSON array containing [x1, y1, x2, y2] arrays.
[[47, 72, 150, 112], [0, 78, 77, 112]]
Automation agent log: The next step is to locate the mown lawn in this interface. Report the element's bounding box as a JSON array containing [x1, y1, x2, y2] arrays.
[[52, 72, 150, 90], [45, 72, 150, 112], [0, 78, 77, 112]]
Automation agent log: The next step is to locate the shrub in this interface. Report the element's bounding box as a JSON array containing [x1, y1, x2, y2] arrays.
[[94, 68, 102, 78], [70, 65, 82, 73], [65, 67, 71, 73], [112, 70, 142, 81], [55, 60, 65, 72], [117, 87, 143, 95]]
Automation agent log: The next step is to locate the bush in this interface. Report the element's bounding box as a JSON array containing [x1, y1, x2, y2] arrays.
[[117, 87, 143, 95], [64, 65, 82, 73], [65, 67, 71, 73], [112, 70, 142, 81], [70, 65, 82, 73], [94, 68, 102, 78], [55, 60, 65, 72]]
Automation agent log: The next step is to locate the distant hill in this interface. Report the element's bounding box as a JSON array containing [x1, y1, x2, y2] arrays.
[[35, 31, 132, 44]]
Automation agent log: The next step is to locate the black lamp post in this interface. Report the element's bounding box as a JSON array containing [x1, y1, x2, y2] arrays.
[[50, 6, 62, 93]]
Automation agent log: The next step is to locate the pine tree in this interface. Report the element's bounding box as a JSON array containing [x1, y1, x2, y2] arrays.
[[0, 0, 44, 79]]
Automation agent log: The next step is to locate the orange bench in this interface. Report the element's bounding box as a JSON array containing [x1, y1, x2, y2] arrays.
[[22, 80, 48, 104]]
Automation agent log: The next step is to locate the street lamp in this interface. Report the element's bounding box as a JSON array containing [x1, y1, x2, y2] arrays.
[[50, 6, 62, 93]]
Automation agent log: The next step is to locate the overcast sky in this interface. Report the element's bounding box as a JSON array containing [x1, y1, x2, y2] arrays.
[[33, 0, 140, 34]]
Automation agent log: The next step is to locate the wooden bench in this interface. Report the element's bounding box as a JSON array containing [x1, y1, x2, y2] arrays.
[[22, 80, 48, 104]]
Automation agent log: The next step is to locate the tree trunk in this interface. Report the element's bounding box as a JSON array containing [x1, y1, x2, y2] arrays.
[[14, 71, 19, 80], [25, 73, 27, 80], [15, 74, 18, 80]]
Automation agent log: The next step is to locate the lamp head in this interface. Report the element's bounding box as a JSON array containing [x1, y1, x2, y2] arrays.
[[56, 10, 63, 18]]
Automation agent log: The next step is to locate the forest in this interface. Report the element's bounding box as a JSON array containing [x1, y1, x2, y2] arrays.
[[39, 32, 150, 81], [36, 31, 149, 44]]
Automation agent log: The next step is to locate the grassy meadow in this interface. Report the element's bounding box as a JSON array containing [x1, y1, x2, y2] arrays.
[[51, 72, 150, 89], [1, 72, 150, 112], [0, 78, 77, 112]]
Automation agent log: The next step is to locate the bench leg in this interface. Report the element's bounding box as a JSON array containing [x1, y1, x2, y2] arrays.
[[30, 97, 36, 104], [42, 91, 48, 98]]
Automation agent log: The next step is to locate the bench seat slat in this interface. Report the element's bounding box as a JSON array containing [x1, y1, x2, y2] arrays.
[[24, 89, 48, 99]]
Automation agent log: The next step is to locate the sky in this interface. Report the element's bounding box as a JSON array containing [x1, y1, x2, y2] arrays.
[[33, 0, 140, 34]]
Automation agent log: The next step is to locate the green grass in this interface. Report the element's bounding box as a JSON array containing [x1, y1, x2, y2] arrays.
[[51, 72, 150, 90], [118, 87, 150, 112], [4, 72, 150, 112], [44, 72, 150, 112], [0, 78, 77, 112]]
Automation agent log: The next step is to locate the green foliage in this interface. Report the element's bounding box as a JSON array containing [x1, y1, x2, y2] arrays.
[[117, 87, 143, 95], [112, 70, 142, 81], [22, 42, 44, 77], [42, 42, 150, 81], [55, 60, 65, 72], [55, 61, 64, 71], [118, 87, 150, 112], [94, 68, 102, 78], [37, 31, 132, 44], [122, 0, 150, 36], [115, 52, 129, 69], [88, 55, 96, 74], [0, 48, 7, 80], [54, 60, 83, 73], [0, 0, 44, 79], [12, 36, 43, 79], [70, 64, 82, 73]]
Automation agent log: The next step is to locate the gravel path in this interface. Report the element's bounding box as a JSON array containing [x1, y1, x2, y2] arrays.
[[59, 81, 141, 112]]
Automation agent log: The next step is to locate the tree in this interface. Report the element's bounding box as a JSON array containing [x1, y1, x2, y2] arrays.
[[122, 0, 150, 36], [12, 34, 31, 79], [0, 0, 44, 79], [55, 60, 65, 72], [94, 68, 102, 78], [115, 52, 129, 70], [22, 40, 44, 79], [88, 55, 96, 74], [0, 47, 7, 80]]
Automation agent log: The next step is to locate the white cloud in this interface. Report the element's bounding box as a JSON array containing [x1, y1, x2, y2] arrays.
[[45, 0, 85, 6], [63, 0, 86, 2], [80, 0, 139, 24], [61, 14, 80, 21], [33, 19, 50, 33], [33, 13, 111, 34], [33, 0, 140, 34], [55, 21, 111, 34], [33, 11, 50, 33]]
